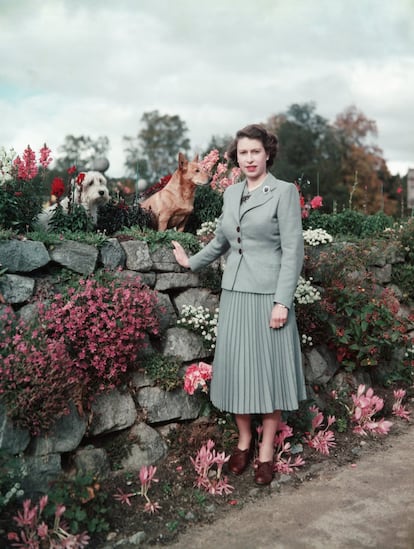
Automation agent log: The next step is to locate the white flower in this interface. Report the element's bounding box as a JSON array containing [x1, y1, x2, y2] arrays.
[[301, 334, 313, 346], [0, 146, 16, 185], [178, 304, 219, 351], [295, 276, 321, 304], [303, 228, 333, 246], [197, 218, 218, 237]]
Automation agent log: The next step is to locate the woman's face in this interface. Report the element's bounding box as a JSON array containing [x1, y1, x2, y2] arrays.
[[236, 137, 268, 183]]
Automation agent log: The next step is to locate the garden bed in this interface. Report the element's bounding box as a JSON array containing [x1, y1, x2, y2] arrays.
[[94, 384, 412, 548]]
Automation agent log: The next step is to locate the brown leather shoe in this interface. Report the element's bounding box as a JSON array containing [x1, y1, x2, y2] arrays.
[[228, 447, 252, 475], [254, 460, 274, 485]]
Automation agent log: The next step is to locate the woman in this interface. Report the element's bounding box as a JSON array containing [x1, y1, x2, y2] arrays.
[[172, 124, 306, 485]]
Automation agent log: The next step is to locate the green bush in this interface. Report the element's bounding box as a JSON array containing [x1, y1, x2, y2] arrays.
[[0, 184, 43, 232], [96, 201, 154, 235], [140, 354, 183, 391], [303, 209, 394, 237], [117, 227, 200, 254], [397, 217, 414, 264], [360, 211, 394, 236], [185, 185, 223, 234], [391, 263, 414, 303], [301, 240, 411, 372], [45, 474, 109, 534]]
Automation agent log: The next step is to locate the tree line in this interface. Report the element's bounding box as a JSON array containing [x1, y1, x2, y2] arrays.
[[53, 103, 405, 215]]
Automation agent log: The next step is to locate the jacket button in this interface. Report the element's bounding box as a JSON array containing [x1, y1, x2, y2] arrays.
[[236, 226, 240, 232], [237, 237, 241, 243], [239, 249, 242, 254]]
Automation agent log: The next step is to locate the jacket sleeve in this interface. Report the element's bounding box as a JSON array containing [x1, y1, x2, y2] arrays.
[[273, 183, 304, 308], [188, 212, 230, 272]]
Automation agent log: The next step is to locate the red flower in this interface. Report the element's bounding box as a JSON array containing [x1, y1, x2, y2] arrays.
[[310, 195, 323, 209], [51, 177, 65, 198], [76, 172, 86, 185], [67, 165, 77, 175], [396, 187, 403, 194]]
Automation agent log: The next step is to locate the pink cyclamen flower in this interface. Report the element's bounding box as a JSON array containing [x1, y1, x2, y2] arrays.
[[113, 488, 136, 506], [307, 429, 336, 455], [392, 388, 411, 421], [139, 465, 158, 491], [13, 499, 38, 528], [393, 406, 411, 421], [351, 385, 393, 435], [37, 521, 49, 539], [274, 420, 293, 446], [55, 503, 66, 518], [393, 388, 406, 400], [144, 500, 161, 514], [304, 406, 336, 455], [38, 495, 48, 513]]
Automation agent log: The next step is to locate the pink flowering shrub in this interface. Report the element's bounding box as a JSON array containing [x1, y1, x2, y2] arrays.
[[0, 307, 77, 435], [200, 149, 242, 193], [40, 275, 161, 395], [304, 405, 337, 455], [190, 439, 234, 495], [7, 495, 90, 548], [350, 385, 393, 436], [183, 361, 213, 395]]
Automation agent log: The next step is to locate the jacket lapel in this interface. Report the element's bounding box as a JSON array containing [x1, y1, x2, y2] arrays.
[[240, 174, 278, 218]]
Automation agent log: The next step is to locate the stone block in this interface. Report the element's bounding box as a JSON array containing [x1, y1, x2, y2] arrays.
[[88, 389, 137, 436]]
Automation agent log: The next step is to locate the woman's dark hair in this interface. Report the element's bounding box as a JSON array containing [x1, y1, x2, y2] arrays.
[[227, 124, 279, 168]]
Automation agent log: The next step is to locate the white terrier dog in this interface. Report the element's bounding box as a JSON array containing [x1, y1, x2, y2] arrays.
[[38, 171, 110, 229]]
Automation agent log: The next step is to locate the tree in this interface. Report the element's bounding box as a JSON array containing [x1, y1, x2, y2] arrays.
[[54, 135, 110, 172], [265, 103, 343, 209], [123, 111, 191, 182], [264, 103, 395, 214], [334, 106, 395, 214], [202, 134, 234, 158]]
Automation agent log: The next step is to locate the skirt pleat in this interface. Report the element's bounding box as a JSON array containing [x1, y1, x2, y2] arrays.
[[210, 290, 307, 414]]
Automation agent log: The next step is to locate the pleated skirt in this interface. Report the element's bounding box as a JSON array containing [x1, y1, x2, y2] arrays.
[[210, 290, 307, 414]]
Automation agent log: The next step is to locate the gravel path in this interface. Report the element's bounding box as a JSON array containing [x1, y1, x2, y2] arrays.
[[170, 422, 414, 549]]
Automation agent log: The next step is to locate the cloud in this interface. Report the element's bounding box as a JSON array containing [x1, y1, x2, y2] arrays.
[[0, 0, 413, 177]]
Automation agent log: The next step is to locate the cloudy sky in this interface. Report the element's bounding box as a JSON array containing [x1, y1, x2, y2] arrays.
[[1, 0, 413, 178]]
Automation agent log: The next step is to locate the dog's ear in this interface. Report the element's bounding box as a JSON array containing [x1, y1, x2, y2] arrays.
[[193, 154, 199, 162], [178, 152, 188, 171]]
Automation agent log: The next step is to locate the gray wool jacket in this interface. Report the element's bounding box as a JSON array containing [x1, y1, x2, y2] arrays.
[[188, 173, 304, 309]]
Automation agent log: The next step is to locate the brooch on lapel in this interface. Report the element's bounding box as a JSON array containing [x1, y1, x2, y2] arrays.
[[263, 185, 270, 194]]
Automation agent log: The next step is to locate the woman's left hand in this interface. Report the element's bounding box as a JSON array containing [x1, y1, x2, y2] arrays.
[[270, 303, 288, 329], [171, 240, 190, 268]]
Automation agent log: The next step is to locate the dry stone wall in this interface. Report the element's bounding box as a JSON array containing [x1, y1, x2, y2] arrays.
[[0, 237, 218, 493], [0, 237, 410, 493]]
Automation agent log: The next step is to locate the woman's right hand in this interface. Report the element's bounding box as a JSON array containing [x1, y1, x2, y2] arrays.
[[171, 240, 190, 269]]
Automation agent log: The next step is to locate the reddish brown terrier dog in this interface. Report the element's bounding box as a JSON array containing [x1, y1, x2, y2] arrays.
[[141, 152, 210, 231]]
